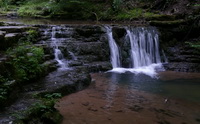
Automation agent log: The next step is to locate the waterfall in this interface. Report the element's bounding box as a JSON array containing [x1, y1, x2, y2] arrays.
[[127, 27, 161, 68], [106, 26, 164, 77], [51, 26, 68, 70], [105, 26, 121, 68]]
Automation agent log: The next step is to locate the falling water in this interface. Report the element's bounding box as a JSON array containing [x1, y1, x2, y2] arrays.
[[69, 51, 77, 61], [105, 26, 121, 68], [51, 26, 68, 70], [106, 26, 165, 77], [127, 27, 161, 68]]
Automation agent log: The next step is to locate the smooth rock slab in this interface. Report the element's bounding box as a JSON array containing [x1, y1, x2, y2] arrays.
[[2, 33, 22, 50], [0, 26, 37, 33]]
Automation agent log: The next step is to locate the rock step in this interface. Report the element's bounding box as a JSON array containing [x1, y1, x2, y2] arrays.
[[164, 62, 200, 72], [73, 55, 105, 62], [65, 42, 106, 56], [0, 26, 37, 33], [75, 61, 111, 72], [0, 33, 23, 50]]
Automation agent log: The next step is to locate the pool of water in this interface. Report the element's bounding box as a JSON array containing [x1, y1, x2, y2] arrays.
[[105, 71, 200, 102]]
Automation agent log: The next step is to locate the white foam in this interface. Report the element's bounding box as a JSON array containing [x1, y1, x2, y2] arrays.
[[107, 63, 163, 78]]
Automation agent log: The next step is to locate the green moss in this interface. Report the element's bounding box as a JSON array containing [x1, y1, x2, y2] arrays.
[[113, 8, 162, 21], [150, 20, 186, 27], [186, 41, 200, 49], [115, 8, 143, 20]]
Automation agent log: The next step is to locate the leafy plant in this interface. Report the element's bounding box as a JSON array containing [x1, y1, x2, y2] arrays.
[[0, 75, 8, 84], [7, 42, 44, 82], [0, 87, 8, 101], [13, 93, 62, 124], [112, 0, 122, 11], [0, 0, 9, 10], [44, 93, 62, 100], [186, 41, 200, 48]]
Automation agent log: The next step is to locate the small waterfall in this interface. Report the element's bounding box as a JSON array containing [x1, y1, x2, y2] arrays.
[[106, 26, 164, 77], [127, 27, 161, 68], [51, 26, 68, 70], [162, 50, 168, 63], [105, 26, 121, 68], [69, 51, 77, 61]]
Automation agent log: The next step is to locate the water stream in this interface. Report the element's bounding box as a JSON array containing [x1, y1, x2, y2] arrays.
[[51, 26, 68, 70], [105, 26, 121, 68]]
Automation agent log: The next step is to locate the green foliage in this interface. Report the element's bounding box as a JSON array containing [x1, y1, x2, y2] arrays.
[[7, 42, 44, 82], [44, 93, 62, 100], [115, 8, 143, 20], [112, 0, 122, 11], [194, 4, 200, 6], [26, 29, 39, 43], [0, 75, 8, 84], [17, 0, 52, 17], [0, 87, 8, 101], [19, 29, 39, 43], [0, 0, 9, 10], [13, 93, 62, 124], [186, 41, 200, 49]]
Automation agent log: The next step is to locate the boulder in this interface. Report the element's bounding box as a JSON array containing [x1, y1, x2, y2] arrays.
[[3, 33, 21, 49], [36, 69, 91, 95]]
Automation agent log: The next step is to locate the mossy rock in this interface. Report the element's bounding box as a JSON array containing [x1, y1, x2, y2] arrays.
[[146, 14, 176, 21], [149, 20, 186, 27]]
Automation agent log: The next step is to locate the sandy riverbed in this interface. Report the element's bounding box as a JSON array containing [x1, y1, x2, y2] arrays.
[[56, 73, 200, 124]]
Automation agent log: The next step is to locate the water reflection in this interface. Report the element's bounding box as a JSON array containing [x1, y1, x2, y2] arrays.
[[105, 71, 200, 103], [104, 73, 119, 107]]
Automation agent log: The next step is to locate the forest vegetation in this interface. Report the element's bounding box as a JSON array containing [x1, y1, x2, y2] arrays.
[[0, 0, 199, 21]]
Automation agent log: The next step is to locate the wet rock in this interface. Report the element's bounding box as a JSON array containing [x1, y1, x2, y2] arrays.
[[150, 20, 186, 27], [68, 61, 83, 67], [0, 26, 37, 33], [7, 12, 18, 18], [75, 25, 104, 38], [36, 68, 91, 95], [112, 27, 126, 39], [3, 33, 21, 49], [42, 60, 58, 73]]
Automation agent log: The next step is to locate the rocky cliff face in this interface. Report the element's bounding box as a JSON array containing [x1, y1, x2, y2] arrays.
[[153, 19, 200, 72]]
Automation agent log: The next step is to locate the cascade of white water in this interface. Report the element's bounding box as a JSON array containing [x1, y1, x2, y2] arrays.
[[127, 27, 161, 68], [51, 26, 68, 70], [106, 26, 164, 77], [105, 26, 121, 68]]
